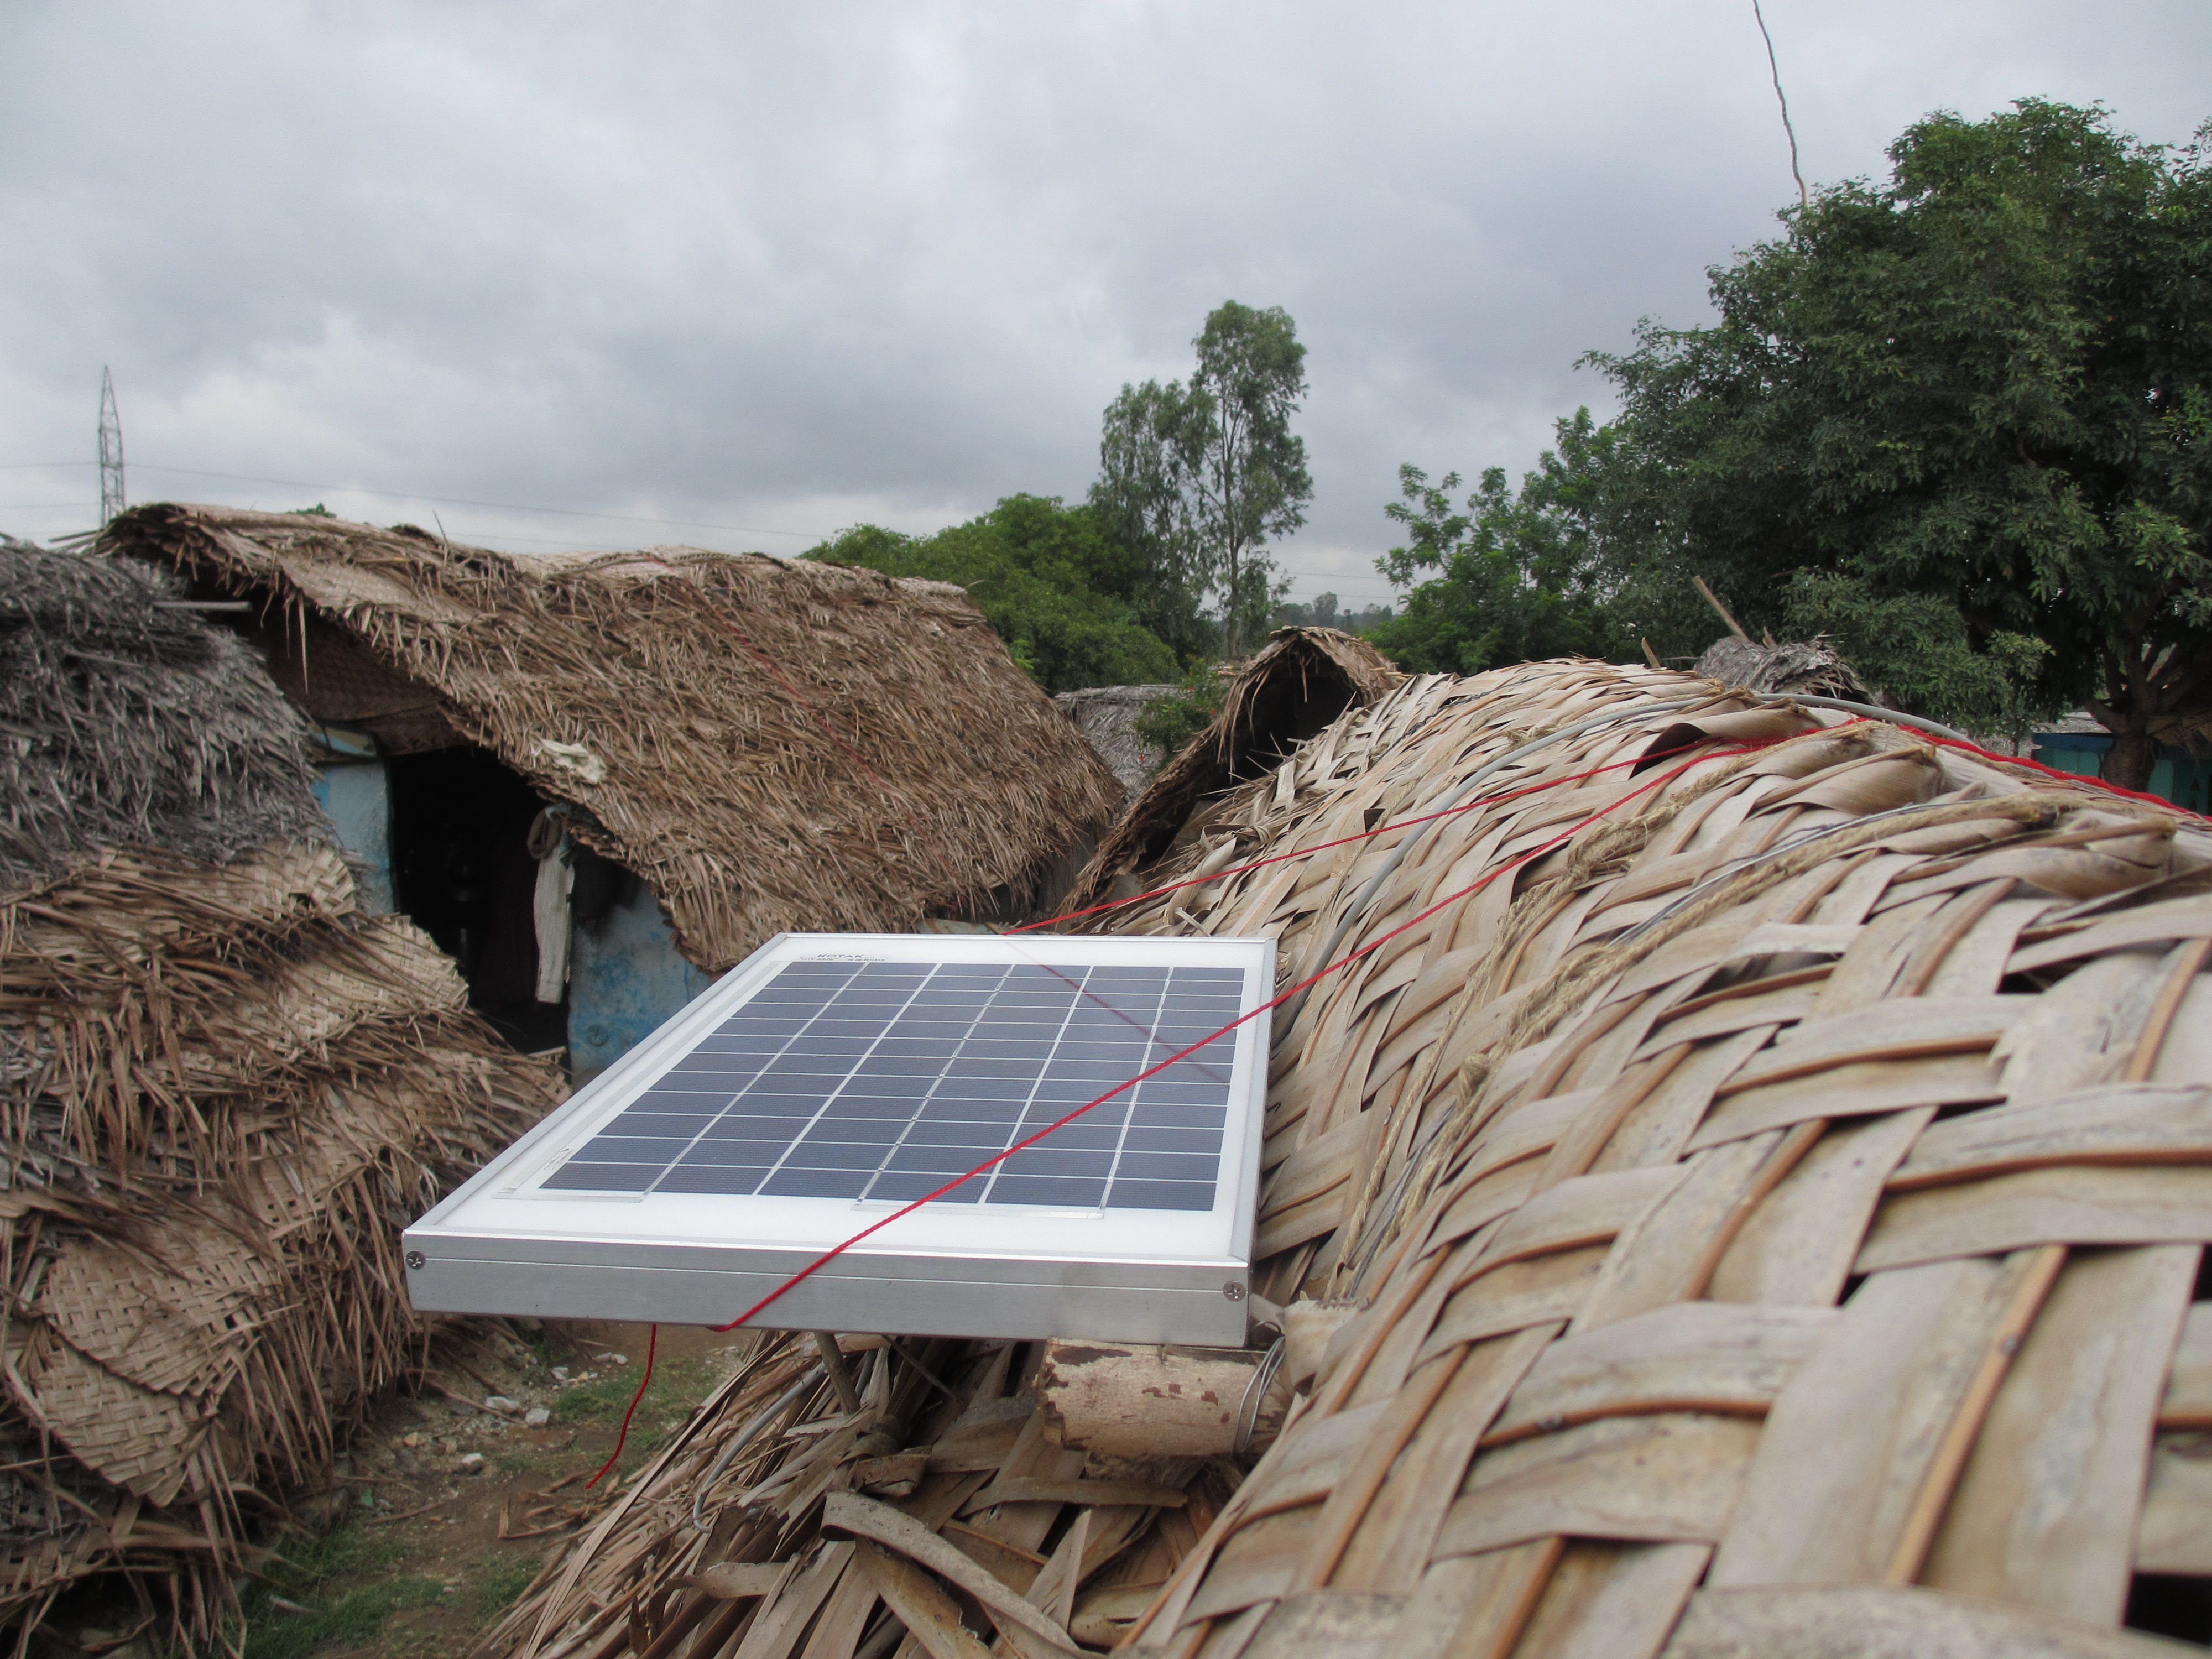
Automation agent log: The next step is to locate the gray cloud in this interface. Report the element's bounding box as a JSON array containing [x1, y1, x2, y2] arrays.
[[3, 1, 2207, 602]]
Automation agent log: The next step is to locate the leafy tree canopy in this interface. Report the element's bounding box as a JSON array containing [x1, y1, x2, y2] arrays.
[[1272, 591, 1394, 633], [1092, 301, 1314, 659], [1381, 100, 2212, 787], [1369, 414, 1639, 674], [805, 494, 1181, 695]]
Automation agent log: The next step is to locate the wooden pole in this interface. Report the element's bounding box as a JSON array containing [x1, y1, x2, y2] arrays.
[[1692, 575, 1752, 641], [1036, 1339, 1287, 1458]]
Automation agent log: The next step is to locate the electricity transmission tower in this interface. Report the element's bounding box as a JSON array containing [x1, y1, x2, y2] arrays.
[[98, 367, 126, 523]]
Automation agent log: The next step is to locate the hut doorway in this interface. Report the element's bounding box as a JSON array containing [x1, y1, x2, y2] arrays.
[[386, 745, 570, 1052]]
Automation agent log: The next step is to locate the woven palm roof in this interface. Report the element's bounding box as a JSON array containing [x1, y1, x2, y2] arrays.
[[487, 655, 2212, 1659], [103, 503, 1124, 971]]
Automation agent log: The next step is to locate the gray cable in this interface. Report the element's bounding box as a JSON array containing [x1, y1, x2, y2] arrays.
[[1233, 1337, 1287, 1457], [1767, 693, 1968, 743], [690, 1365, 824, 1532]]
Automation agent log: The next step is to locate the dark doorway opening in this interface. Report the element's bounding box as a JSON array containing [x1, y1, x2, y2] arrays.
[[386, 745, 567, 1052]]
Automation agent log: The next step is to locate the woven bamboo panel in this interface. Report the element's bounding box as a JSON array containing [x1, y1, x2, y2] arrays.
[[492, 659, 2212, 1659]]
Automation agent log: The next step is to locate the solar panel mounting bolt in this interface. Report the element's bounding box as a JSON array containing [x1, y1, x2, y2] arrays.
[[1224, 1281, 1246, 1301], [406, 1250, 427, 1270]]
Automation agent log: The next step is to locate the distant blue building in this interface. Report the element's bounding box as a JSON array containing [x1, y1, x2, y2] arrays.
[[2030, 713, 2212, 815]]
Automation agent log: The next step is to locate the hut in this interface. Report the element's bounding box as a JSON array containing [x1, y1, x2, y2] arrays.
[[1064, 628, 1401, 912], [0, 544, 565, 1646], [483, 651, 2212, 1659], [103, 504, 1123, 1071]]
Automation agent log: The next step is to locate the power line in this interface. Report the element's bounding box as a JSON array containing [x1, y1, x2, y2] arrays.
[[1751, 0, 1809, 208]]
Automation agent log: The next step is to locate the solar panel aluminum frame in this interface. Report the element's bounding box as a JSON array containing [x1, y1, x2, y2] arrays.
[[404, 932, 1275, 1345]]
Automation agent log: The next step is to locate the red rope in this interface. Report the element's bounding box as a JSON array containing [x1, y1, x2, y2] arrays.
[[586, 1323, 659, 1489], [1007, 729, 1821, 938], [705, 739, 1749, 1335], [686, 587, 971, 898], [1917, 731, 2208, 820], [1011, 718, 2204, 945]]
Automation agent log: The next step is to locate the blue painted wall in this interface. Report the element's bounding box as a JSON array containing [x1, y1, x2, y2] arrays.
[[310, 755, 397, 913], [2031, 733, 2212, 816], [568, 878, 718, 1075]]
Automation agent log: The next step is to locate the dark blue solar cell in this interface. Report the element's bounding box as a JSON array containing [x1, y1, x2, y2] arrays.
[[822, 1095, 924, 1121], [542, 1164, 650, 1190], [608, 1112, 718, 1139], [804, 1115, 906, 1144], [760, 1168, 870, 1198], [902, 1118, 1011, 1147], [682, 1139, 785, 1165], [1017, 1122, 1120, 1150], [889, 1144, 994, 1174], [948, 1056, 1046, 1079], [933, 1076, 1033, 1100], [998, 1149, 1113, 1178], [578, 1135, 693, 1164], [1123, 1125, 1224, 1155], [867, 1171, 982, 1203], [864, 1040, 961, 1061], [1133, 1083, 1233, 1107], [782, 1140, 893, 1171], [922, 1102, 1022, 1129], [655, 1166, 768, 1194], [841, 1078, 940, 1103], [1113, 1150, 1219, 1183], [701, 1115, 816, 1142], [1105, 1179, 1215, 1211], [988, 1176, 1107, 1207]]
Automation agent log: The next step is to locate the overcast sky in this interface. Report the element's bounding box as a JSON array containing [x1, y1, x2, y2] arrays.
[[3, 3, 2207, 604]]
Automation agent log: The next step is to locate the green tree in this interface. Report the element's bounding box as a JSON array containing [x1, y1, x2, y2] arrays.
[[1380, 100, 2212, 784], [1092, 301, 1315, 659], [1593, 99, 2212, 782], [1091, 380, 1215, 658], [1369, 414, 1637, 674], [805, 495, 1180, 694]]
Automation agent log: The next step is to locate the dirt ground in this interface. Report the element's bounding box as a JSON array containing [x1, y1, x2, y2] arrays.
[[38, 1320, 758, 1659]]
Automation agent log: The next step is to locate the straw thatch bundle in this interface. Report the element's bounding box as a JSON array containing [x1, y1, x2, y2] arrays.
[[1, 546, 565, 1645], [1693, 634, 1872, 701], [103, 504, 1124, 969], [1, 544, 326, 893], [1065, 629, 1401, 913], [485, 653, 2212, 1659]]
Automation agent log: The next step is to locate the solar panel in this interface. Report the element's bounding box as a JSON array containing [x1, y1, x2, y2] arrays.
[[404, 932, 1274, 1344]]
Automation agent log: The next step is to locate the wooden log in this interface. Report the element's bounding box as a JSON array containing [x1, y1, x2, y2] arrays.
[[1035, 1339, 1286, 1458]]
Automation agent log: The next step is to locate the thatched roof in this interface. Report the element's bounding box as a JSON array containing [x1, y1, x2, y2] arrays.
[[0, 552, 564, 1645], [1055, 684, 1180, 798], [486, 656, 2212, 1659], [1063, 628, 1402, 912], [103, 503, 1125, 971], [1694, 633, 1873, 701], [1, 544, 327, 893]]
